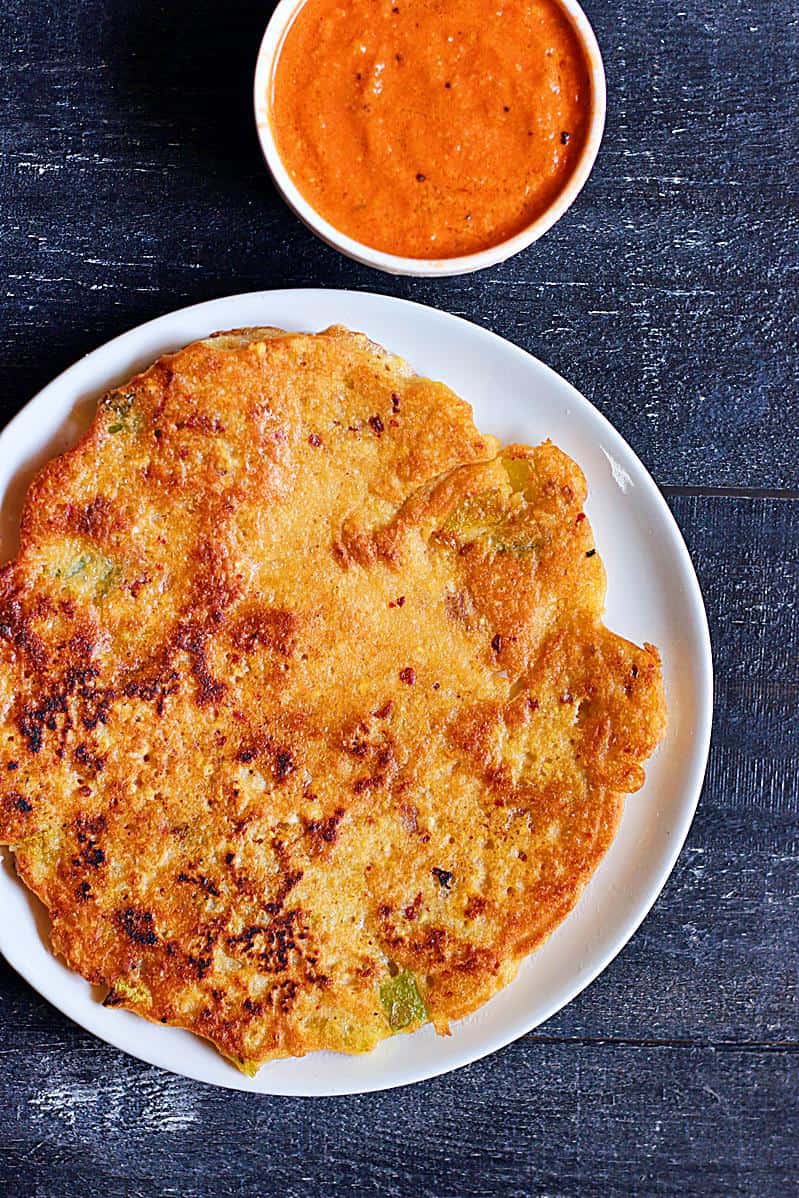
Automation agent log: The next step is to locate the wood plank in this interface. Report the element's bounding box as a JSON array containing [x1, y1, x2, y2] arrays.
[[1, 0, 797, 1190], [0, 494, 795, 1195], [1, 1, 796, 489], [0, 1038, 793, 1197]]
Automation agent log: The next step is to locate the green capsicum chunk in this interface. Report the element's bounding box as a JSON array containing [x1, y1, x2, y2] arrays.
[[379, 969, 427, 1031]]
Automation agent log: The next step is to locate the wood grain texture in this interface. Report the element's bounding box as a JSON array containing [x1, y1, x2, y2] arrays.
[[0, 496, 796, 1195], [0, 1039, 794, 1198], [1, 0, 797, 1194], [1, 0, 798, 489]]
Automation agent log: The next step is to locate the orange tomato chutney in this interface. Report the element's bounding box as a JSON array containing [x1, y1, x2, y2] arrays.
[[270, 0, 593, 259]]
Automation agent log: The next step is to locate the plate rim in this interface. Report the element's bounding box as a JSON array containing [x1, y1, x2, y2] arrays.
[[0, 288, 713, 1095]]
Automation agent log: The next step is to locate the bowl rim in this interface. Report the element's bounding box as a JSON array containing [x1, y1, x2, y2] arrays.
[[253, 0, 607, 277]]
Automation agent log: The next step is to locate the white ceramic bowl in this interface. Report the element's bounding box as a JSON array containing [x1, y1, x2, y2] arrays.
[[254, 0, 607, 277]]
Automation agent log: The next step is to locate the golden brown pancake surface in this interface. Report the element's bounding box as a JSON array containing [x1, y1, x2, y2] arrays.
[[0, 327, 666, 1072]]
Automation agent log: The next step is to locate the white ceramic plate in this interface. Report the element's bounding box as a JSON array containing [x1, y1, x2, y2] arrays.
[[0, 289, 712, 1096]]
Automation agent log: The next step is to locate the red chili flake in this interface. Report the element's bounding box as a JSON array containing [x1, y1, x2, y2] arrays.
[[503, 105, 510, 112], [631, 664, 639, 678], [404, 892, 423, 920], [368, 414, 384, 435], [491, 633, 502, 654], [527, 697, 539, 711], [308, 433, 322, 447], [399, 667, 416, 685], [389, 595, 405, 608], [391, 392, 401, 413], [432, 682, 440, 690], [576, 512, 586, 523], [445, 81, 452, 89], [416, 172, 426, 182], [374, 700, 394, 719]]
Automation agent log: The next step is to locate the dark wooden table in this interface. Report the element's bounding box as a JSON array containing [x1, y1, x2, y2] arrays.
[[1, 1, 797, 1194]]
